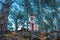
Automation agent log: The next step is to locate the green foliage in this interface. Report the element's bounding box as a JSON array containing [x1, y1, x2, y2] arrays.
[[6, 0, 60, 31]]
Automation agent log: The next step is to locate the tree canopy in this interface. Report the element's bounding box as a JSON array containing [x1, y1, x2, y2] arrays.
[[0, 0, 60, 32]]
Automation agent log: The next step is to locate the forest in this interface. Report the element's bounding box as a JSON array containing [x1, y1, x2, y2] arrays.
[[0, 0, 60, 40], [0, 0, 59, 31]]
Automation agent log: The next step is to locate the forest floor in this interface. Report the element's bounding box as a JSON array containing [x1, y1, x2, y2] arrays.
[[0, 32, 29, 40], [0, 28, 56, 40], [0, 31, 48, 40]]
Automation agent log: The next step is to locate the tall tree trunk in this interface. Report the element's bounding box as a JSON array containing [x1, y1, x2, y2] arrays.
[[15, 19, 18, 32], [52, 0, 58, 30], [38, 0, 44, 32], [0, 0, 12, 31], [24, 0, 33, 30]]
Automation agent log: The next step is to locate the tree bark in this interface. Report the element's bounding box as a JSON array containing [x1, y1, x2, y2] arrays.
[[0, 0, 12, 31]]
